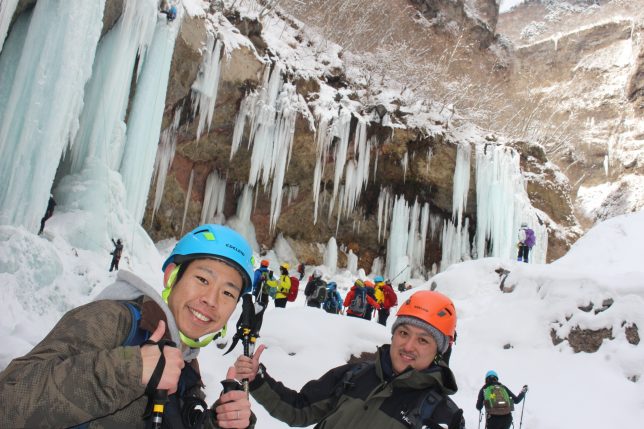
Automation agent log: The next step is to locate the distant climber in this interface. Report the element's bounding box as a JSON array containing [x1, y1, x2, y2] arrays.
[[253, 259, 273, 306], [517, 222, 535, 263], [344, 279, 380, 319], [297, 262, 305, 280], [374, 276, 397, 326], [160, 1, 177, 22], [109, 239, 123, 272], [304, 269, 327, 309], [38, 195, 56, 235], [274, 263, 292, 308], [322, 282, 343, 314], [476, 370, 527, 429]]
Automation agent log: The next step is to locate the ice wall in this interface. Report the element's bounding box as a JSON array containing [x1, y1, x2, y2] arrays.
[[121, 14, 180, 223], [475, 143, 547, 263], [385, 194, 429, 283], [67, 0, 157, 176], [0, 0, 19, 53], [0, 0, 105, 230]]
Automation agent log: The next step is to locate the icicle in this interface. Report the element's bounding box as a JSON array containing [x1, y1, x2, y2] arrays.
[[151, 108, 181, 223], [371, 257, 383, 278], [121, 12, 180, 223], [0, 0, 19, 54], [0, 0, 105, 230], [401, 150, 409, 183], [377, 187, 393, 243], [200, 171, 227, 225], [226, 185, 259, 252], [312, 116, 333, 224], [229, 63, 298, 232], [385, 195, 411, 282], [324, 237, 338, 274], [373, 149, 379, 182], [347, 250, 358, 274], [440, 217, 470, 271], [180, 169, 195, 236], [327, 108, 352, 220], [451, 142, 471, 225], [192, 35, 223, 141], [287, 185, 299, 205]]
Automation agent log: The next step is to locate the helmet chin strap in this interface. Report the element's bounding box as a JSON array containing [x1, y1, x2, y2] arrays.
[[162, 264, 226, 348]]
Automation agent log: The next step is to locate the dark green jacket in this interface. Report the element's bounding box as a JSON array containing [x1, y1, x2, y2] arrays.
[[0, 271, 253, 429], [249, 345, 464, 429]]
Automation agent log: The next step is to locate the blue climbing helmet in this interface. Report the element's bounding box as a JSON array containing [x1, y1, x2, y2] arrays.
[[161, 225, 254, 348], [327, 281, 337, 290], [485, 370, 498, 380], [374, 275, 384, 283], [162, 224, 254, 293]]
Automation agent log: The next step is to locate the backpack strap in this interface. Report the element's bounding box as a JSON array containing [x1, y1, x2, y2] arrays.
[[334, 362, 373, 398], [121, 301, 151, 346], [410, 389, 465, 429]]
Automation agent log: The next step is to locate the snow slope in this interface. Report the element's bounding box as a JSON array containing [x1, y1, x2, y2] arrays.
[[2, 209, 644, 428]]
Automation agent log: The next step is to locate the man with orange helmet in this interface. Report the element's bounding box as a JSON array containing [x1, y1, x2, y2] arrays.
[[233, 289, 464, 429]]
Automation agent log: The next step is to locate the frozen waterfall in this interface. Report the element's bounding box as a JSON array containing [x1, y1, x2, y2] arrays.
[[121, 14, 180, 223], [0, 0, 105, 230]]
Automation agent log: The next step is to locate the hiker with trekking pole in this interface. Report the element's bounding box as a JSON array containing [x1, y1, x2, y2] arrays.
[[476, 370, 528, 429], [0, 224, 255, 428]]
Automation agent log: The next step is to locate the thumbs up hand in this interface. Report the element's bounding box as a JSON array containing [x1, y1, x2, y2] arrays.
[[140, 320, 184, 394]]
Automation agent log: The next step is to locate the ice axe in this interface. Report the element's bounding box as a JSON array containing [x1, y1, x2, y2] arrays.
[[224, 293, 266, 391]]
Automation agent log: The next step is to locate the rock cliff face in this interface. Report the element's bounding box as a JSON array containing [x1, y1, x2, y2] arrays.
[[497, 0, 644, 224], [138, 1, 579, 272]]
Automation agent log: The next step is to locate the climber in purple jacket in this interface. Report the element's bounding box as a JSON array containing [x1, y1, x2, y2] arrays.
[[517, 222, 535, 263]]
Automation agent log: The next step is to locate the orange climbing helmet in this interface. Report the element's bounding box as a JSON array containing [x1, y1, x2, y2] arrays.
[[396, 290, 457, 341]]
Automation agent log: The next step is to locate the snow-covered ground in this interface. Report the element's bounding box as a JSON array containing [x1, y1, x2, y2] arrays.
[[2, 208, 644, 428]]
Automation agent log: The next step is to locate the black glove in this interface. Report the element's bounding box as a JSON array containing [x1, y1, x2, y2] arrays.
[[522, 385, 528, 393]]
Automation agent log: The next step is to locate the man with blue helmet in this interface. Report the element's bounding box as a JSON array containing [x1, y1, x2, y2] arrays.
[[0, 224, 256, 429]]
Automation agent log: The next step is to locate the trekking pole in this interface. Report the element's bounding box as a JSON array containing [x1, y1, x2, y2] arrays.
[[224, 294, 265, 391], [150, 389, 168, 429], [389, 264, 410, 284], [478, 410, 482, 429], [519, 390, 527, 429]]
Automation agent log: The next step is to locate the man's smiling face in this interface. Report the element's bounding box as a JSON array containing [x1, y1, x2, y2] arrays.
[[390, 323, 438, 374], [167, 259, 242, 340]]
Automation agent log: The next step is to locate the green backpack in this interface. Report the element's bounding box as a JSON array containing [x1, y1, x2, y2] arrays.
[[483, 384, 513, 416]]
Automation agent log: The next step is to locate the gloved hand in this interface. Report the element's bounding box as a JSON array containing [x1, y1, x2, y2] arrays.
[[522, 385, 528, 393]]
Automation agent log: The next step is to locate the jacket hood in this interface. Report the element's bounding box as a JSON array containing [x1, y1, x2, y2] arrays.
[[376, 344, 458, 395], [94, 270, 199, 361]]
